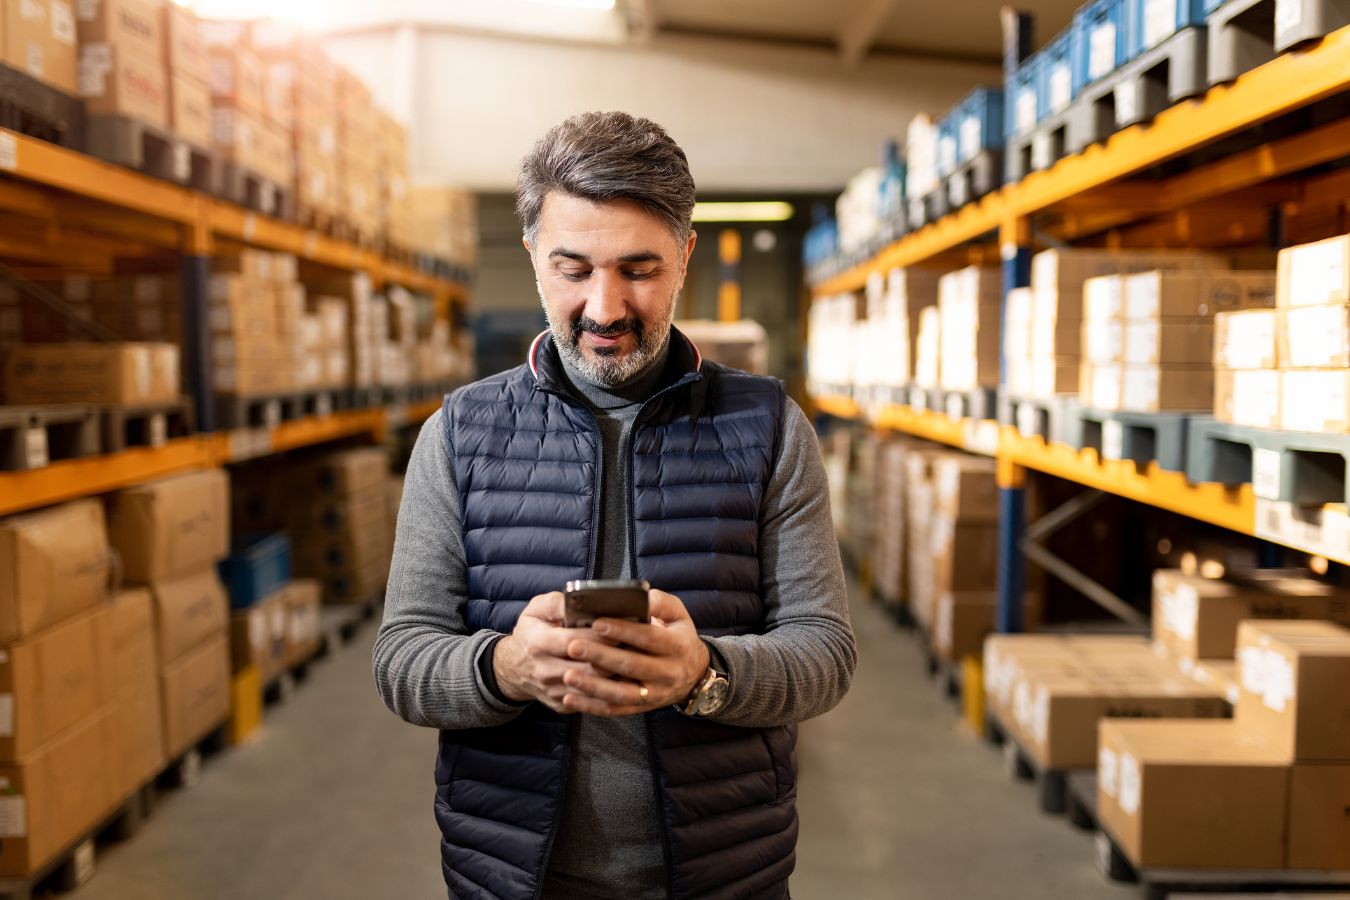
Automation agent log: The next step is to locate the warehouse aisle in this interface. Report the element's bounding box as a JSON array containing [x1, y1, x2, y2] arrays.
[[74, 580, 1130, 900]]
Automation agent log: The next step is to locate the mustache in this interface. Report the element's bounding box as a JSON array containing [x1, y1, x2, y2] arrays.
[[571, 316, 644, 340]]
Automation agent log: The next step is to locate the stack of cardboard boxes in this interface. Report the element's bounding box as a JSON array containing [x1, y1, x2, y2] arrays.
[[936, 266, 1001, 394], [1082, 268, 1276, 412], [871, 439, 910, 610], [107, 469, 231, 761], [210, 250, 302, 397], [201, 20, 267, 180], [336, 68, 379, 238], [296, 295, 350, 391], [983, 634, 1229, 773], [805, 293, 858, 398], [1099, 620, 1350, 871], [163, 2, 211, 148], [377, 109, 412, 241], [77, 0, 168, 132], [2, 340, 179, 405], [904, 445, 940, 625], [230, 579, 322, 686], [912, 305, 941, 391], [0, 499, 150, 878], [843, 432, 880, 572], [309, 273, 377, 392], [389, 187, 480, 270], [1215, 233, 1350, 432], [1, 0, 78, 96]]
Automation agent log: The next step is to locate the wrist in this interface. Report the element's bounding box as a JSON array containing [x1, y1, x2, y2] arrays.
[[492, 636, 531, 703]]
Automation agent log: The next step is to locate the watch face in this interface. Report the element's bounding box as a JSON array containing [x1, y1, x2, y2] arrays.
[[699, 677, 730, 716]]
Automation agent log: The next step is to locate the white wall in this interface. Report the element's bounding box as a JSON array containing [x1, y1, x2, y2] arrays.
[[325, 27, 999, 193]]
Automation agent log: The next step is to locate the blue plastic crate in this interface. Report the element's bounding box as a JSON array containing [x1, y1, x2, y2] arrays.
[[1037, 28, 1078, 120], [1128, 0, 1207, 55], [1073, 0, 1132, 92], [936, 112, 960, 178], [1006, 52, 1041, 139], [219, 532, 291, 610], [955, 87, 1004, 162]]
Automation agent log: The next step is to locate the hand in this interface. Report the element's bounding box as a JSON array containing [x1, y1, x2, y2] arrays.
[[559, 590, 710, 718], [493, 592, 614, 714]]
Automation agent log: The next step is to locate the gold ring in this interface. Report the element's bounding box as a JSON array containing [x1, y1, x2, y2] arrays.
[[638, 684, 649, 703]]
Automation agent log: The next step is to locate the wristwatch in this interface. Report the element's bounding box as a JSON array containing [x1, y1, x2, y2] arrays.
[[680, 666, 731, 717]]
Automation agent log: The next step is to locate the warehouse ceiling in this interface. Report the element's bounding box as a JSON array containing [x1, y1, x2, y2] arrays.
[[642, 0, 1085, 65]]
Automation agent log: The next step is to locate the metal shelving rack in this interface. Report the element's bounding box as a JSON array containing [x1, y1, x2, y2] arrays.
[[0, 128, 466, 517], [808, 24, 1350, 631]]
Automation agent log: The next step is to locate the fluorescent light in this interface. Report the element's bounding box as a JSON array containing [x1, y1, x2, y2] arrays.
[[527, 0, 617, 8], [691, 202, 795, 223]]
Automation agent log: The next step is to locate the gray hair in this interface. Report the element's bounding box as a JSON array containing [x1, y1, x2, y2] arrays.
[[516, 111, 696, 248]]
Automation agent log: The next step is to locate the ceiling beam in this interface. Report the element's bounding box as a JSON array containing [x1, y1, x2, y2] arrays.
[[836, 0, 896, 68], [624, 0, 658, 44]]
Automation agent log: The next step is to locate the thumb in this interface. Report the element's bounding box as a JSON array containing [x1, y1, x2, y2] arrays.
[[522, 591, 564, 623]]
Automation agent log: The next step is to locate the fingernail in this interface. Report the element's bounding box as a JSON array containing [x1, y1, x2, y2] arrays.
[[594, 622, 611, 635]]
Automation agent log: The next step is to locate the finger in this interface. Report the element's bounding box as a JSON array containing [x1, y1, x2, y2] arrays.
[[562, 668, 646, 705], [646, 590, 691, 625], [561, 693, 643, 718], [522, 591, 565, 623], [568, 641, 669, 682], [591, 619, 677, 655], [532, 626, 616, 659]]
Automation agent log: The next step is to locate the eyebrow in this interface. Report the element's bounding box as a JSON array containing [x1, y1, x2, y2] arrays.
[[548, 249, 664, 265]]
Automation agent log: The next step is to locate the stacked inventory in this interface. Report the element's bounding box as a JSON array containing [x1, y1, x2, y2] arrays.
[[983, 634, 1228, 773], [936, 266, 1000, 393], [912, 305, 941, 390], [163, 3, 212, 148], [835, 168, 885, 258], [1269, 234, 1350, 432], [229, 578, 322, 686], [202, 21, 268, 183], [377, 109, 412, 241], [107, 470, 232, 761], [211, 250, 303, 396], [850, 267, 941, 402], [391, 187, 480, 270], [297, 295, 350, 391], [2, 339, 179, 405], [78, 0, 168, 132], [843, 431, 881, 572], [308, 272, 377, 391], [871, 439, 910, 610], [1099, 621, 1350, 871], [805, 293, 858, 398], [336, 68, 379, 238], [2, 0, 78, 94]]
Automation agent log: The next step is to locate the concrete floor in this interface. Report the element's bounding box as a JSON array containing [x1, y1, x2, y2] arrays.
[[74, 578, 1134, 900]]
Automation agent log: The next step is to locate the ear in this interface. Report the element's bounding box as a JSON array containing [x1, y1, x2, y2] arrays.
[[683, 230, 698, 267]]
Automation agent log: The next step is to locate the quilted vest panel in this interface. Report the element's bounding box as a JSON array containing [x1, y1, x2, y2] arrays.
[[436, 333, 796, 900]]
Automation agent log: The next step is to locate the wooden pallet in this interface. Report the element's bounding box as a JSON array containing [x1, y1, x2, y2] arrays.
[[99, 399, 194, 454], [989, 714, 1092, 816], [0, 63, 83, 150], [0, 404, 100, 471], [84, 115, 217, 192]]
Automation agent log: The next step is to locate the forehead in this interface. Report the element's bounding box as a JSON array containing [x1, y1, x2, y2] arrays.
[[536, 193, 676, 249]]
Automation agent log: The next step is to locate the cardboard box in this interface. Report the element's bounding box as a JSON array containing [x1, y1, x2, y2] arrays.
[[229, 592, 286, 683], [2, 342, 178, 405], [1032, 248, 1230, 295], [167, 71, 211, 145], [149, 567, 228, 666], [75, 0, 160, 55], [210, 104, 264, 172], [1084, 317, 1122, 364], [1029, 357, 1078, 398], [933, 456, 998, 523], [280, 579, 321, 668], [2, 0, 78, 94], [0, 499, 108, 644], [1152, 569, 1350, 662], [1277, 234, 1350, 308], [931, 519, 999, 595], [0, 706, 118, 878], [1122, 320, 1213, 366], [1123, 270, 1276, 320], [258, 119, 293, 186], [933, 592, 1041, 664], [1279, 303, 1350, 369], [306, 448, 388, 497], [0, 607, 103, 760], [1214, 309, 1278, 370], [162, 1, 207, 85], [1188, 660, 1240, 705], [98, 588, 165, 793], [1084, 275, 1124, 323], [1030, 312, 1081, 360], [1287, 763, 1350, 869], [207, 44, 262, 112], [160, 631, 228, 758], [1082, 362, 1121, 410], [1235, 620, 1350, 761], [1120, 365, 1213, 413], [1097, 720, 1288, 870], [1279, 369, 1350, 433], [108, 469, 229, 584], [1214, 369, 1280, 428], [78, 42, 167, 126]]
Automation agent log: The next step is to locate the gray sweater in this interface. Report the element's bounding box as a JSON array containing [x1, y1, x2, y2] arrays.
[[374, 349, 855, 898]]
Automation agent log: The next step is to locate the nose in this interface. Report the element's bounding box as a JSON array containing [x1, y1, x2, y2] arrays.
[[583, 269, 629, 328]]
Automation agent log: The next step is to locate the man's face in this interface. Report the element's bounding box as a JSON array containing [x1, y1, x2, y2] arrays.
[[528, 193, 696, 386]]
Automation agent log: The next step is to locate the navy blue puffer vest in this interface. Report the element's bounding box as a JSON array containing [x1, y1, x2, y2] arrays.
[[435, 329, 797, 900]]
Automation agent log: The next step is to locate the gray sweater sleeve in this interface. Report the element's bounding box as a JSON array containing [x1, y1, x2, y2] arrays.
[[372, 408, 526, 730], [704, 398, 856, 727]]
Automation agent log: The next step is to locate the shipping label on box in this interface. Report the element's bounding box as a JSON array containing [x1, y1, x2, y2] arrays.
[[78, 42, 167, 127], [1279, 304, 1350, 369], [1236, 620, 1350, 761], [1215, 369, 1280, 428], [1278, 234, 1350, 308], [1121, 365, 1212, 413], [1087, 363, 1122, 410], [75, 0, 162, 56], [1085, 318, 1122, 363], [1214, 309, 1278, 370], [163, 2, 208, 86], [1123, 320, 1213, 366], [3, 0, 79, 94], [1279, 369, 1350, 433]]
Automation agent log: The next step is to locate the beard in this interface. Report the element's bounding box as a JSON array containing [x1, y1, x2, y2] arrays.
[[539, 279, 677, 387]]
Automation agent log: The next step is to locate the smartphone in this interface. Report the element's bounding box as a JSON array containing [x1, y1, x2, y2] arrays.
[[563, 579, 651, 627]]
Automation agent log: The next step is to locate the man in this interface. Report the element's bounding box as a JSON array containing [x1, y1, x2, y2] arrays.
[[375, 111, 855, 900]]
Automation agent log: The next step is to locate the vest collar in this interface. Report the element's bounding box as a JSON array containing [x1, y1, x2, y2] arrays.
[[528, 325, 703, 394]]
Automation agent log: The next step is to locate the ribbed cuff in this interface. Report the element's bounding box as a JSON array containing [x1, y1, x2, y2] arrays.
[[474, 634, 531, 711]]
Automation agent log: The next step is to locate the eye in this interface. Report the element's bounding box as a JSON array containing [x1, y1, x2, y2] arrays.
[[624, 270, 655, 281], [560, 270, 591, 282]]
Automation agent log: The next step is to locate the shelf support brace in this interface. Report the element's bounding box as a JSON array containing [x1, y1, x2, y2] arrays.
[[996, 215, 1032, 633], [182, 200, 215, 432]]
